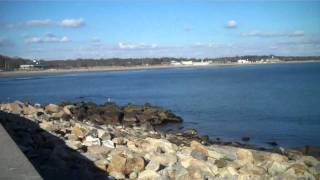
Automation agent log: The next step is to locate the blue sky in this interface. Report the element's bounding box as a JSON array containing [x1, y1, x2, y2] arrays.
[[0, 1, 320, 60]]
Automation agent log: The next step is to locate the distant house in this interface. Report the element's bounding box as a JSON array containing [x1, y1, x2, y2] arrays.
[[181, 61, 193, 65], [237, 59, 249, 64], [19, 64, 34, 70], [170, 61, 181, 66]]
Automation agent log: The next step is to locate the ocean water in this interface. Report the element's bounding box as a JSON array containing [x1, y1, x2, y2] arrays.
[[1, 62, 320, 147]]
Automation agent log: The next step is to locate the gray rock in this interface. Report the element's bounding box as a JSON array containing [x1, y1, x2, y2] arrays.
[[191, 150, 208, 161]]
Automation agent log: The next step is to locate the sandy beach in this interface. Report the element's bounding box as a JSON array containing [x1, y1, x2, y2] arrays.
[[0, 60, 318, 77]]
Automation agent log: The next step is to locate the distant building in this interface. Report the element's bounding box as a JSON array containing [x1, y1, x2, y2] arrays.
[[19, 64, 34, 70], [181, 61, 193, 65], [237, 59, 250, 64], [170, 61, 181, 66]]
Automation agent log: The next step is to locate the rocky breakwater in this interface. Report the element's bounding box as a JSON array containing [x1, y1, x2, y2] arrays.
[[0, 101, 319, 180]]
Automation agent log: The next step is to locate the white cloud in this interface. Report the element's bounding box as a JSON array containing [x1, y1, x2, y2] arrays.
[[226, 20, 237, 28], [25, 19, 52, 26], [192, 42, 226, 48], [61, 18, 85, 27], [91, 37, 101, 43], [241, 30, 305, 37], [118, 42, 158, 49], [25, 33, 70, 44], [0, 37, 14, 47]]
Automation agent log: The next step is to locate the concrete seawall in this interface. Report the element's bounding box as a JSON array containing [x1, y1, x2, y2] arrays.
[[0, 124, 42, 180]]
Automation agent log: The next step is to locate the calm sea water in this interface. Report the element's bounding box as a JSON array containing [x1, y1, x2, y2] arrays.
[[1, 63, 320, 147]]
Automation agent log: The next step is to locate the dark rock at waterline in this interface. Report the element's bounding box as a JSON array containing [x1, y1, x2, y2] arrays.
[[266, 141, 278, 147], [183, 128, 198, 137], [242, 137, 250, 142], [70, 101, 183, 126], [71, 102, 123, 125]]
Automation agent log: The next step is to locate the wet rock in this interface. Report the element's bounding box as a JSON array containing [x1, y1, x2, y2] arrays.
[[241, 137, 250, 142], [183, 128, 198, 137], [123, 112, 137, 123]]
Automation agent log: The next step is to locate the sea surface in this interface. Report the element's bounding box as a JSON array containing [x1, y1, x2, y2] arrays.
[[1, 62, 320, 147]]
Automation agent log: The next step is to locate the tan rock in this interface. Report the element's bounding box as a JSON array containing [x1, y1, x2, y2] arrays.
[[125, 156, 145, 175], [146, 160, 160, 172], [39, 121, 54, 131], [83, 136, 101, 146], [145, 152, 177, 167], [63, 105, 74, 115], [107, 154, 127, 176], [190, 141, 208, 156], [23, 104, 38, 115], [138, 170, 161, 180], [71, 126, 86, 139], [87, 145, 112, 157], [94, 159, 109, 171], [45, 104, 60, 113], [235, 148, 254, 166], [269, 153, 288, 162], [65, 140, 82, 150]]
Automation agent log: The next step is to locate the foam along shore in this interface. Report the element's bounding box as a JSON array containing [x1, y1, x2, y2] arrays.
[[0, 101, 319, 179], [0, 60, 319, 77]]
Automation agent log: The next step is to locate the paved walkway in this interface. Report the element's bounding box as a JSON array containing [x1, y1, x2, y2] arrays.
[[0, 124, 42, 180]]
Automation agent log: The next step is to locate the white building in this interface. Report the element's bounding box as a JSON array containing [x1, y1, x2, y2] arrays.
[[19, 64, 34, 70], [170, 61, 181, 66], [181, 61, 193, 65], [237, 59, 250, 64]]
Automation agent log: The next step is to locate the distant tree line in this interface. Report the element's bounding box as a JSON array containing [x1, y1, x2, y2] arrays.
[[1, 54, 320, 71]]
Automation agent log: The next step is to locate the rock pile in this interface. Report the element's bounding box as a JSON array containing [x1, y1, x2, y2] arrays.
[[0, 101, 319, 180]]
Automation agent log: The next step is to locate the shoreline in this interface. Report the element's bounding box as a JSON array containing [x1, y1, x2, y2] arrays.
[[0, 101, 319, 179], [0, 60, 319, 77]]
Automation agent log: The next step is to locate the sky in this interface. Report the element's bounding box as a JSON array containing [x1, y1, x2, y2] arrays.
[[0, 1, 320, 60]]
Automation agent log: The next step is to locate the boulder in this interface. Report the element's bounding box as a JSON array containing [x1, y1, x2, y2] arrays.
[[145, 160, 160, 172], [235, 148, 254, 165], [4, 101, 24, 114], [83, 136, 101, 146], [138, 170, 161, 180], [191, 150, 207, 161], [71, 126, 86, 139], [45, 104, 60, 114], [22, 104, 38, 115], [183, 128, 198, 137], [65, 140, 82, 150], [87, 145, 112, 157], [144, 152, 177, 167], [63, 105, 74, 115], [102, 140, 115, 149], [107, 154, 127, 177], [124, 156, 145, 175], [94, 159, 109, 171]]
